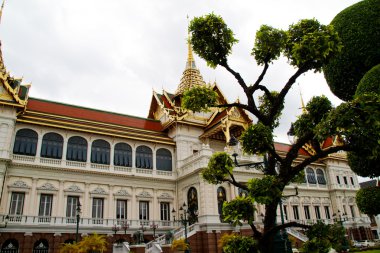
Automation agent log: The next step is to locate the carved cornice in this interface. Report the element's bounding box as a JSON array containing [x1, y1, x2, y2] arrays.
[[136, 191, 153, 199], [64, 184, 83, 193], [37, 183, 58, 191], [157, 192, 173, 200], [90, 187, 107, 195], [114, 189, 131, 197], [8, 180, 30, 189]]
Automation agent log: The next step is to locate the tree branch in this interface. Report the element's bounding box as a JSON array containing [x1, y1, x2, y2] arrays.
[[265, 221, 311, 239], [251, 62, 269, 93], [249, 222, 263, 239], [226, 170, 248, 190]]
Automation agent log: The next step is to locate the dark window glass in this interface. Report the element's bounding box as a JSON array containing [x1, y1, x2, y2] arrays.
[[91, 139, 110, 164], [13, 129, 38, 156], [139, 201, 149, 220], [67, 136, 87, 162], [293, 206, 299, 220], [66, 196, 79, 218], [114, 143, 132, 167], [156, 148, 172, 171], [33, 239, 49, 253], [304, 206, 311, 220], [92, 198, 104, 224], [350, 205, 355, 218], [135, 145, 152, 169], [9, 192, 24, 216], [283, 205, 288, 220], [315, 206, 321, 220], [350, 177, 355, 185], [160, 202, 170, 221], [343, 176, 348, 185], [39, 194, 53, 217], [306, 168, 316, 184], [41, 132, 63, 159], [116, 200, 127, 220], [316, 169, 326, 185], [324, 206, 331, 219], [336, 176, 341, 184], [1, 239, 19, 251]]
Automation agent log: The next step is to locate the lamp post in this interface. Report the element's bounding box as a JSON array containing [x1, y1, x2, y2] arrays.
[[139, 222, 146, 244], [172, 202, 191, 253], [121, 221, 130, 235], [75, 202, 82, 243], [150, 221, 159, 239], [171, 208, 176, 226], [333, 210, 349, 252], [112, 224, 120, 235]]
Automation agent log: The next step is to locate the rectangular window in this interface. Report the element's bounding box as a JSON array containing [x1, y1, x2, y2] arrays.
[[160, 202, 170, 221], [66, 196, 79, 223], [92, 198, 104, 224], [116, 200, 127, 220], [324, 206, 331, 219], [314, 206, 321, 220], [304, 206, 311, 220], [350, 177, 355, 185], [292, 206, 299, 220], [9, 192, 25, 221], [139, 201, 149, 222], [283, 205, 288, 220], [336, 176, 341, 184], [38, 194, 53, 222], [343, 176, 348, 185], [343, 205, 347, 216], [350, 206, 355, 218]]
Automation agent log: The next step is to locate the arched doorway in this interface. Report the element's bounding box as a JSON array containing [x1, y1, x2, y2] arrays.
[[187, 187, 198, 225], [32, 239, 49, 253], [1, 239, 19, 253]]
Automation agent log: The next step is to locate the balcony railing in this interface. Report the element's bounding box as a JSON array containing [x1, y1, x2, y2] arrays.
[[12, 154, 173, 178], [1, 214, 176, 229]]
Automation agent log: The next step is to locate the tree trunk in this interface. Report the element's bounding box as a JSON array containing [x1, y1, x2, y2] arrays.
[[258, 199, 280, 253]]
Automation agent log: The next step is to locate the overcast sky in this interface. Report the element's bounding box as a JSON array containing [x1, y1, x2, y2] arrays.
[[1, 0, 361, 143]]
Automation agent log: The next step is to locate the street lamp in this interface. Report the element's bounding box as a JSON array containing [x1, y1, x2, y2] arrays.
[[75, 202, 82, 243], [228, 136, 267, 169], [333, 210, 349, 252], [112, 224, 120, 235], [150, 221, 159, 239], [139, 222, 146, 243], [121, 221, 130, 235], [172, 202, 191, 253]]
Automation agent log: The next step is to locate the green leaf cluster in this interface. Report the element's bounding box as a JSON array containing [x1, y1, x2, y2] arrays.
[[219, 233, 258, 253], [222, 197, 256, 226], [252, 25, 286, 65], [355, 64, 380, 96], [356, 186, 380, 215], [323, 0, 380, 101], [240, 123, 273, 155], [181, 85, 218, 112], [258, 91, 283, 128], [247, 176, 281, 205], [189, 13, 238, 68], [202, 152, 234, 184], [284, 19, 342, 72], [293, 96, 332, 140]]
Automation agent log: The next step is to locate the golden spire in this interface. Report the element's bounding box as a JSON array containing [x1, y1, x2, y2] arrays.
[[299, 83, 307, 114], [175, 18, 206, 96], [0, 0, 5, 24]]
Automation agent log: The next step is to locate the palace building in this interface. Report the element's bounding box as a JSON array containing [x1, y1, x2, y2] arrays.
[[0, 30, 374, 252]]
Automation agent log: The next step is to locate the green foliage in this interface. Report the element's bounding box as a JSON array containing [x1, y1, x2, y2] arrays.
[[222, 196, 256, 226], [202, 152, 234, 184], [219, 233, 258, 253], [171, 238, 189, 251], [181, 85, 218, 112], [252, 25, 287, 65], [293, 96, 332, 140], [291, 170, 306, 184], [189, 13, 238, 68], [258, 91, 283, 128], [302, 222, 347, 253], [355, 64, 380, 96], [240, 123, 273, 155], [323, 0, 380, 101], [284, 19, 342, 72], [348, 151, 380, 178], [247, 176, 282, 205], [356, 186, 380, 215]]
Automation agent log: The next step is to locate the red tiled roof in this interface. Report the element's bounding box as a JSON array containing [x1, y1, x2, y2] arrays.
[[27, 98, 164, 132], [274, 142, 309, 156]]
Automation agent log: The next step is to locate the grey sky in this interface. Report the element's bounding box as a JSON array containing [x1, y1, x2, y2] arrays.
[[1, 0, 360, 143]]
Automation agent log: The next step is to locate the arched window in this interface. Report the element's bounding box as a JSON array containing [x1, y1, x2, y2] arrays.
[[156, 148, 172, 171], [316, 169, 327, 185], [187, 187, 198, 225], [91, 140, 110, 164], [306, 167, 317, 184], [41, 133, 63, 159], [135, 145, 152, 169], [13, 128, 38, 156], [33, 239, 49, 253], [1, 239, 19, 252], [114, 143, 132, 167], [67, 136, 87, 162], [217, 187, 227, 222]]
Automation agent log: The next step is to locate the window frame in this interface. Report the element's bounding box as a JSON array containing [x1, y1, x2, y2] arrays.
[[40, 132, 64, 159], [13, 129, 38, 156]]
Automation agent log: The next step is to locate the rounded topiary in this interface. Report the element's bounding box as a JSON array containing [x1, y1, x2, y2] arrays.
[[355, 64, 380, 96], [356, 186, 380, 215], [323, 0, 380, 101]]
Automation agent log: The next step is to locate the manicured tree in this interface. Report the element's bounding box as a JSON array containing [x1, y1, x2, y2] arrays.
[[356, 187, 380, 216], [182, 12, 379, 253], [323, 0, 380, 101]]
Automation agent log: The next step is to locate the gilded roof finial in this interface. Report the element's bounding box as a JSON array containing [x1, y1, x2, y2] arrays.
[[298, 83, 307, 114], [0, 0, 5, 24], [186, 15, 196, 69]]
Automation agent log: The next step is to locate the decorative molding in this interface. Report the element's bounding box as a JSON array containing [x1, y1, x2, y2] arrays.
[[9, 180, 30, 189], [37, 183, 58, 191], [302, 197, 310, 204], [90, 187, 107, 195], [157, 192, 173, 200], [114, 189, 131, 197], [65, 184, 83, 193], [136, 191, 153, 199]]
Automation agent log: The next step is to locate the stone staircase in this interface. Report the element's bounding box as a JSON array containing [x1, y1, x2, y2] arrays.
[[286, 227, 309, 242]]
